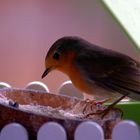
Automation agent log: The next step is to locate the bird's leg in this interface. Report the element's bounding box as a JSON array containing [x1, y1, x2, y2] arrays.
[[86, 95, 126, 118], [94, 98, 111, 105], [100, 95, 126, 118], [83, 98, 110, 114], [90, 98, 111, 112]]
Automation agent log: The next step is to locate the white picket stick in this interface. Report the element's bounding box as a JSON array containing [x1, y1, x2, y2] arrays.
[[112, 120, 140, 140], [0, 82, 11, 88], [0, 123, 28, 140], [37, 122, 67, 140], [74, 121, 104, 140], [58, 80, 84, 99], [25, 81, 49, 92]]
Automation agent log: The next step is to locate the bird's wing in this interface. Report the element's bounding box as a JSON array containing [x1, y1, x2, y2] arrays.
[[75, 48, 140, 100]]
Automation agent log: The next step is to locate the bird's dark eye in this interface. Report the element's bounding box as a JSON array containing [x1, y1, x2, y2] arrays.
[[53, 52, 60, 60]]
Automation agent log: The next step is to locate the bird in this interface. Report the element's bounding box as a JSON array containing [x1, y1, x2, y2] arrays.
[[42, 36, 140, 116]]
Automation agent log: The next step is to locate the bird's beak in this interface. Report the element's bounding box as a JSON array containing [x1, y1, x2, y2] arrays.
[[41, 68, 51, 79]]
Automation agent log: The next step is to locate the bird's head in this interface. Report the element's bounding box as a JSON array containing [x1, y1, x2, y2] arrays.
[[41, 36, 82, 79]]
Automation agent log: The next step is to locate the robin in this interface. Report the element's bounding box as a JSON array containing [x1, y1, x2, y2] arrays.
[[42, 36, 140, 117]]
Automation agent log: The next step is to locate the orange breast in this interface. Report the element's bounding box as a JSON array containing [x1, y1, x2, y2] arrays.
[[68, 64, 93, 94], [57, 51, 93, 95]]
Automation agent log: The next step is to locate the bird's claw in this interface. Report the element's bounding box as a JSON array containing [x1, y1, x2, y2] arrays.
[[82, 98, 110, 115], [85, 106, 109, 118], [94, 98, 111, 105]]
